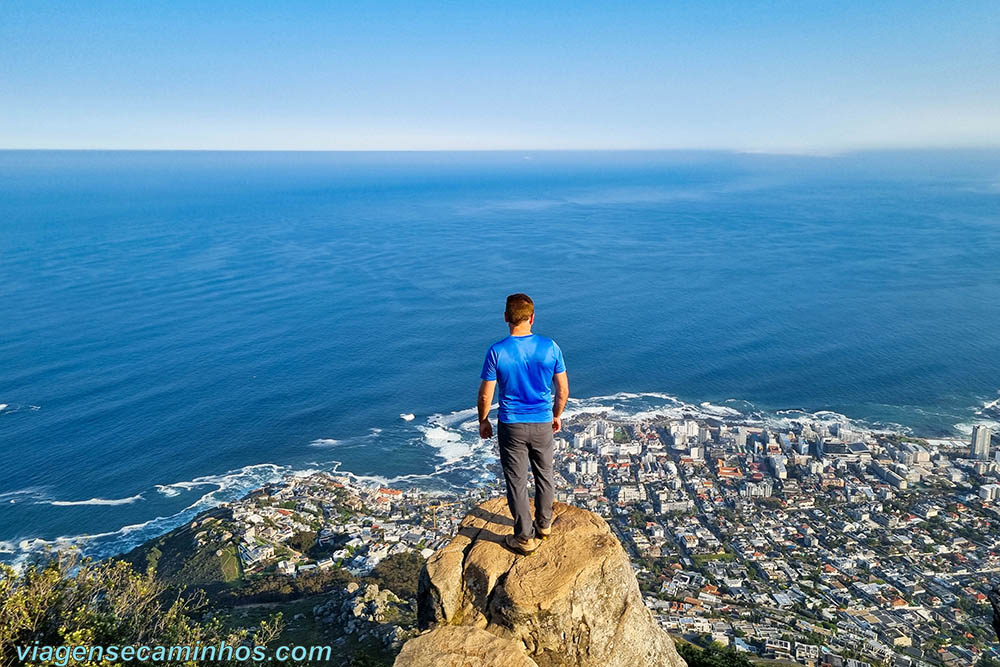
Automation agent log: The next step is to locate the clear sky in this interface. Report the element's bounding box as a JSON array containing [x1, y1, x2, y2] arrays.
[[2, 1, 998, 151]]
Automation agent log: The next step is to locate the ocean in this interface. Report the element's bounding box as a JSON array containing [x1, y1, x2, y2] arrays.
[[1, 149, 998, 563]]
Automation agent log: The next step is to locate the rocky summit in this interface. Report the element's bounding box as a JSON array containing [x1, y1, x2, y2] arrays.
[[395, 497, 686, 667]]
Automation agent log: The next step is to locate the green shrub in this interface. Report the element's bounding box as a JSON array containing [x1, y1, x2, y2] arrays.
[[677, 641, 755, 667], [367, 552, 425, 599], [0, 553, 282, 667]]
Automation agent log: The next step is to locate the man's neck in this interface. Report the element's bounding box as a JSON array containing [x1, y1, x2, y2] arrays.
[[509, 326, 532, 337]]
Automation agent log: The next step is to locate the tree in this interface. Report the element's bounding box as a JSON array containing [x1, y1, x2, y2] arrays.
[[677, 642, 754, 667], [367, 552, 426, 599], [288, 531, 317, 554]]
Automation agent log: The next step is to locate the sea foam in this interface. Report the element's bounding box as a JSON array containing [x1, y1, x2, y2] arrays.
[[2, 390, 988, 567], [45, 494, 143, 507], [418, 425, 474, 465], [309, 438, 341, 447]]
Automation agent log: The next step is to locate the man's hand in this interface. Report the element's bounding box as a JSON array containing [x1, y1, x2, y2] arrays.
[[477, 379, 496, 439], [552, 372, 568, 435]]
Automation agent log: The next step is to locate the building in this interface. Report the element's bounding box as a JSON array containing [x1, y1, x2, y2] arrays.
[[979, 483, 1000, 502], [740, 479, 773, 498], [972, 425, 992, 460]]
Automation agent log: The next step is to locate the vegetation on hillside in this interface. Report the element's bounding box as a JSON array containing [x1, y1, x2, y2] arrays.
[[677, 641, 755, 667], [220, 566, 358, 605], [0, 553, 282, 667], [123, 508, 241, 596], [366, 552, 425, 599]]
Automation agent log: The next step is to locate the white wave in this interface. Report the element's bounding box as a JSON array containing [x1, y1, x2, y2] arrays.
[[418, 425, 478, 465], [561, 404, 615, 419], [6, 514, 174, 567], [574, 391, 681, 403], [621, 407, 692, 422], [346, 471, 445, 487], [0, 464, 286, 566], [148, 463, 290, 516], [561, 392, 749, 424], [954, 421, 999, 436], [977, 395, 1000, 416], [428, 406, 482, 428], [400, 413, 415, 421], [810, 410, 855, 422], [154, 480, 216, 497], [4, 389, 960, 568], [698, 401, 742, 417], [321, 461, 431, 489], [45, 494, 143, 507], [289, 467, 323, 479], [0, 403, 39, 415], [0, 486, 50, 501]]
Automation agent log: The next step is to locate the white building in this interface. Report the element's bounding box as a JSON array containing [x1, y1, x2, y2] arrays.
[[979, 483, 1000, 501], [972, 425, 992, 460]]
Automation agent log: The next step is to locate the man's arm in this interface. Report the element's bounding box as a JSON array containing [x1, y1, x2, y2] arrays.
[[552, 371, 569, 433], [478, 379, 496, 439]]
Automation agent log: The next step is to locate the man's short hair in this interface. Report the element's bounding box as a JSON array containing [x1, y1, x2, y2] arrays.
[[505, 293, 534, 324]]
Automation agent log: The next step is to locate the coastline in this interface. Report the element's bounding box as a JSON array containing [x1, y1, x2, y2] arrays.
[[2, 390, 996, 567]]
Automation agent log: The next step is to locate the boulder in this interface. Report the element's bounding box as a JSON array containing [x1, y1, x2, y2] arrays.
[[401, 497, 686, 667], [395, 625, 538, 667]]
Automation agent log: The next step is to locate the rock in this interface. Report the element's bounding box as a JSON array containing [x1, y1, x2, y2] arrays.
[[395, 626, 539, 667], [314, 581, 415, 648], [989, 588, 1000, 642], [407, 498, 686, 667]]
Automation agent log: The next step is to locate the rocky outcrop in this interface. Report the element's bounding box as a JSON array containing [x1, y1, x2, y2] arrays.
[[313, 582, 413, 649], [394, 625, 539, 667], [395, 498, 686, 667]]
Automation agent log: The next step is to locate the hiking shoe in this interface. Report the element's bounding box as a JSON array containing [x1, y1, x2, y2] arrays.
[[504, 534, 540, 555], [534, 521, 552, 539]]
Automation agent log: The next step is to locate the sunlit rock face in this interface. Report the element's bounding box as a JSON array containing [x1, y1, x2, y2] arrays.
[[396, 497, 687, 667]]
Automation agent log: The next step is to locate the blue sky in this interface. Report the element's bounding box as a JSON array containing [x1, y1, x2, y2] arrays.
[[2, 1, 998, 151]]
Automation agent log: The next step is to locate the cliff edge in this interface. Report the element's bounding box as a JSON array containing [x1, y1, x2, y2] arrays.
[[394, 497, 686, 667]]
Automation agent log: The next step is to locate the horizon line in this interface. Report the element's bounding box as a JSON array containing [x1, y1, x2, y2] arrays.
[[3, 144, 1000, 156]]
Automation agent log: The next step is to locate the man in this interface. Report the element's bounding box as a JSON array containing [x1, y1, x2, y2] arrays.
[[478, 293, 569, 554]]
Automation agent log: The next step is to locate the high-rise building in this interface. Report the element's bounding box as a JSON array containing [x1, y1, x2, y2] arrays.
[[980, 483, 1000, 502], [972, 425, 992, 460]]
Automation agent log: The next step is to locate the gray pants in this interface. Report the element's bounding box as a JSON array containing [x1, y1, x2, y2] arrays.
[[497, 421, 555, 541]]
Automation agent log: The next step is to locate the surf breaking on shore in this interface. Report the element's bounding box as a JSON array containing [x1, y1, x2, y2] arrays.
[[2, 390, 996, 568]]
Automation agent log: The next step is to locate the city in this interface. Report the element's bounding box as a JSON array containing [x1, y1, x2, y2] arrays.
[[208, 414, 998, 666]]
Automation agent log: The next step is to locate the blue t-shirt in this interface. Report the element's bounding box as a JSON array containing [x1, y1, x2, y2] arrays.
[[480, 333, 566, 423]]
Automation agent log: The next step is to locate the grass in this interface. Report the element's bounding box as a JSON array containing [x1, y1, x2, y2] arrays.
[[691, 551, 735, 565], [219, 546, 241, 583]]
